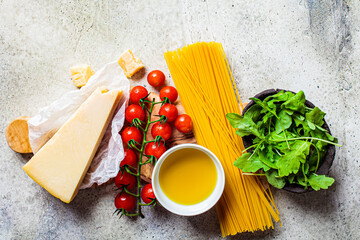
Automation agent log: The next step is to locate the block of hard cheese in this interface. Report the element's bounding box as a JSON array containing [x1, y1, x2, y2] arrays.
[[118, 49, 144, 78], [23, 87, 122, 203], [70, 64, 95, 88]]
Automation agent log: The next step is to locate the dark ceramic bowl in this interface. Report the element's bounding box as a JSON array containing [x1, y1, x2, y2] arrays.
[[242, 89, 336, 193]]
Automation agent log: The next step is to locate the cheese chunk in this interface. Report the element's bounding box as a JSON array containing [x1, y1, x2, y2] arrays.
[[23, 87, 122, 203], [118, 49, 144, 78], [70, 64, 95, 88]]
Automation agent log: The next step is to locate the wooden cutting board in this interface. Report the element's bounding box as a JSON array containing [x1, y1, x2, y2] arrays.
[[5, 116, 32, 153], [140, 92, 196, 183]]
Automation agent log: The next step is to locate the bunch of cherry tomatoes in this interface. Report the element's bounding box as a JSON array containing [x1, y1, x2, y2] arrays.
[[114, 70, 193, 215]]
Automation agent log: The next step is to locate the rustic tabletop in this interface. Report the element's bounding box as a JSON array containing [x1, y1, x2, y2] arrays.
[[0, 1, 358, 239]]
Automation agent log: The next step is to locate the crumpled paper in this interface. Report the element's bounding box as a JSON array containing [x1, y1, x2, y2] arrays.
[[28, 61, 130, 189]]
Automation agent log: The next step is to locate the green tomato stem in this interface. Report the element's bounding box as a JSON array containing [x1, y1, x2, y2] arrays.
[[135, 124, 145, 132], [139, 199, 156, 206], [123, 188, 140, 198], [124, 167, 139, 176], [149, 119, 163, 124], [129, 144, 142, 153], [141, 158, 153, 165], [119, 97, 161, 218], [135, 100, 154, 218], [125, 212, 144, 217]]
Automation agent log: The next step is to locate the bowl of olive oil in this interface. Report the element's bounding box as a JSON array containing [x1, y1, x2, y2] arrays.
[[152, 143, 225, 216]]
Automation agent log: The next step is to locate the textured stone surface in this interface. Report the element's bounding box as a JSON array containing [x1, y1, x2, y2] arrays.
[[1, 0, 359, 239]]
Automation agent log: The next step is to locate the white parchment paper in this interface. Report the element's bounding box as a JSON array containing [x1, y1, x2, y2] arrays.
[[27, 61, 130, 189]]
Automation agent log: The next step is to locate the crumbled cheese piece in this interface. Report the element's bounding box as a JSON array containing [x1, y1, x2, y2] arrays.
[[70, 64, 95, 88], [118, 49, 144, 78]]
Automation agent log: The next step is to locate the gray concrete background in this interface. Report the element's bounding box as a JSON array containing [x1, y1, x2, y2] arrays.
[[0, 0, 359, 239]]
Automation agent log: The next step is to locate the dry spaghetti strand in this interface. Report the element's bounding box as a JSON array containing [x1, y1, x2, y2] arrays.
[[164, 42, 280, 237]]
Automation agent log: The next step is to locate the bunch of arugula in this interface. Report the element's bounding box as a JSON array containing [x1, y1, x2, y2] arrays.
[[226, 90, 341, 191]]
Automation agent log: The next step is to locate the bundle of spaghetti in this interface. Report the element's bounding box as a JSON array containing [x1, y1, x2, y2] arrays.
[[164, 42, 281, 237]]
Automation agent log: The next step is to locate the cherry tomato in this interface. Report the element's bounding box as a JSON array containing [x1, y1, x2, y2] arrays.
[[144, 142, 167, 160], [115, 171, 136, 190], [114, 192, 136, 212], [159, 103, 178, 122], [141, 183, 156, 204], [120, 148, 138, 169], [147, 70, 165, 87], [130, 86, 148, 105], [160, 86, 178, 103], [151, 122, 172, 141], [175, 114, 193, 133], [125, 104, 145, 123], [121, 126, 142, 146]]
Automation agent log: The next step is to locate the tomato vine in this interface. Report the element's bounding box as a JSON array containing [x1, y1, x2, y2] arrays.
[[114, 94, 170, 218]]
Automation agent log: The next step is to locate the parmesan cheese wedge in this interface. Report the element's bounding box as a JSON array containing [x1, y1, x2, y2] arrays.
[[23, 87, 122, 203]]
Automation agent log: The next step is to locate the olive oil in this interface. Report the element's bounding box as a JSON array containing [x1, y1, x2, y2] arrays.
[[159, 148, 217, 205]]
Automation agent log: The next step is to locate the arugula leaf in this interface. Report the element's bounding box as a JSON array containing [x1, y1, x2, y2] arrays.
[[244, 104, 262, 122], [303, 163, 309, 175], [314, 125, 336, 142], [307, 120, 316, 130], [275, 110, 292, 134], [282, 90, 306, 114], [250, 97, 278, 117], [310, 128, 335, 150], [308, 174, 335, 191], [296, 174, 307, 187], [326, 132, 336, 142], [293, 113, 305, 127], [308, 147, 326, 172], [265, 91, 291, 109], [288, 174, 296, 184], [226, 113, 263, 138], [293, 113, 311, 136], [264, 90, 294, 104], [269, 131, 297, 151], [276, 141, 311, 177], [265, 169, 286, 189], [264, 90, 285, 102], [306, 107, 325, 127], [234, 152, 269, 172], [258, 149, 278, 169], [265, 145, 275, 162], [262, 112, 273, 125], [283, 109, 294, 115], [226, 112, 245, 128]]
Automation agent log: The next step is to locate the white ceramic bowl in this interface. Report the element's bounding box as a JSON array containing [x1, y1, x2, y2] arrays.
[[152, 143, 225, 216]]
